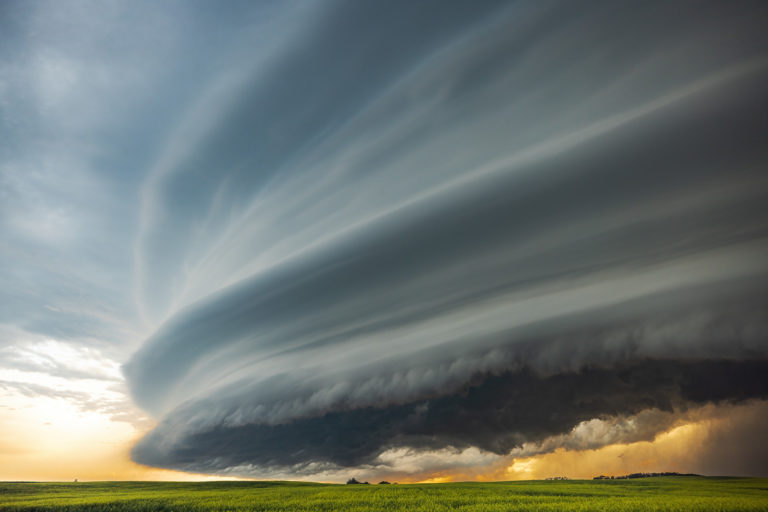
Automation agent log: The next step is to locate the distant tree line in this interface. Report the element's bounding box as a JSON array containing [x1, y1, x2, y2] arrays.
[[346, 478, 395, 485], [594, 472, 700, 480]]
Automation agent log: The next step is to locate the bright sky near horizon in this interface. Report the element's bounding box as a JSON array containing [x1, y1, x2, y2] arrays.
[[1, 0, 768, 482]]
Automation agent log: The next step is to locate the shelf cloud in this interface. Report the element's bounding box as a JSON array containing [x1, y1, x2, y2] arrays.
[[117, 0, 768, 478]]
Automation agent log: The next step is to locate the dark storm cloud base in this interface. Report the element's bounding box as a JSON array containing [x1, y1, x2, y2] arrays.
[[132, 358, 768, 473]]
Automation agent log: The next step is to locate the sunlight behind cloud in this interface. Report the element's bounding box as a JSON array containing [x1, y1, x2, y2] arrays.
[[502, 401, 768, 481], [0, 337, 210, 481]]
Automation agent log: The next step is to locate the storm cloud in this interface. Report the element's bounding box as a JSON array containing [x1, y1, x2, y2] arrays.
[[111, 0, 768, 477]]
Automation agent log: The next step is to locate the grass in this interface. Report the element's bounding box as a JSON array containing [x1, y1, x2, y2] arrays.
[[1, 477, 767, 511]]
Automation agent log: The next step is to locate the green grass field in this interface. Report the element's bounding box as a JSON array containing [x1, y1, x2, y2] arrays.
[[1, 477, 767, 511]]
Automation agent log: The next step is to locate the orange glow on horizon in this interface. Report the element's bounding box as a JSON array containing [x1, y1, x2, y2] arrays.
[[0, 390, 246, 482]]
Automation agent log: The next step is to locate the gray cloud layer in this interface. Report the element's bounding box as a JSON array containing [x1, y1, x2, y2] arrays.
[[120, 0, 768, 477], [4, 0, 766, 478]]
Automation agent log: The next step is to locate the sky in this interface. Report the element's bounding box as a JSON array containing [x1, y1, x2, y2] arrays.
[[1, 0, 768, 482]]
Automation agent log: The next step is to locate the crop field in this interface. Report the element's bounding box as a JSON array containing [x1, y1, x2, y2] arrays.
[[1, 477, 767, 511]]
